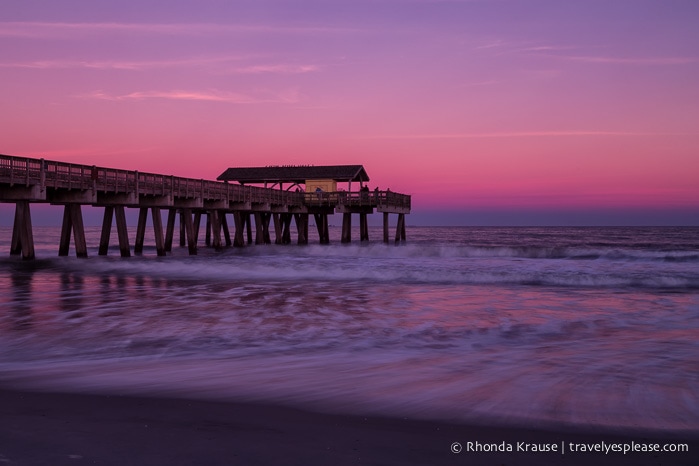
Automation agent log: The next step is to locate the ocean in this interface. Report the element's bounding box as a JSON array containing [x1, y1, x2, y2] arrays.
[[1, 225, 698, 434]]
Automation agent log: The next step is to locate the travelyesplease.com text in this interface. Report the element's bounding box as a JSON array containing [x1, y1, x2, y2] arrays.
[[451, 440, 689, 455]]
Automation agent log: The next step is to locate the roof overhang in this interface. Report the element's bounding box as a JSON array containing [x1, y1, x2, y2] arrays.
[[217, 165, 370, 184]]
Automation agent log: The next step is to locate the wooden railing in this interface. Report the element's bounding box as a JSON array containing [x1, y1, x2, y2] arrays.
[[1, 154, 410, 210], [303, 190, 411, 210]]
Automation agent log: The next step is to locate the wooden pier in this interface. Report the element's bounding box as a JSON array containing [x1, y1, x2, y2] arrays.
[[0, 154, 410, 259]]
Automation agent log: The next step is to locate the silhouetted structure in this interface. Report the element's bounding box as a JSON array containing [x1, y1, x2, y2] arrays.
[[1, 154, 410, 259]]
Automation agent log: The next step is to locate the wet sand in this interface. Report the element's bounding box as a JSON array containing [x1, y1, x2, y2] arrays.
[[0, 388, 696, 465]]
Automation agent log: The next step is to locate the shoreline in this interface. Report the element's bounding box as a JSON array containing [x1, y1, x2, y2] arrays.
[[1, 388, 696, 465]]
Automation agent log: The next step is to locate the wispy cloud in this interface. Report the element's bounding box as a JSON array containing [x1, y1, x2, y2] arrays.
[[519, 45, 580, 53], [0, 56, 323, 76], [473, 39, 571, 52], [473, 40, 507, 50], [474, 41, 695, 66], [228, 64, 321, 74], [79, 89, 300, 104], [362, 131, 682, 139], [0, 56, 249, 70], [458, 79, 504, 87], [562, 55, 698, 65], [0, 21, 360, 39]]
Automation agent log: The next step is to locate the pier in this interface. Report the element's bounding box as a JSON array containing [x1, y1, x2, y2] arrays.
[[0, 154, 410, 260]]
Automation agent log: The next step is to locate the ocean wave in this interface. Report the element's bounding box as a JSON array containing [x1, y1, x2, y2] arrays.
[[20, 250, 694, 291]]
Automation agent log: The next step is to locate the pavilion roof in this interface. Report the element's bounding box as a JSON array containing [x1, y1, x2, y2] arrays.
[[217, 165, 369, 184]]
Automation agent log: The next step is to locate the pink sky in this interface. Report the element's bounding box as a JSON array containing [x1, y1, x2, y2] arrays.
[[2, 0, 698, 225]]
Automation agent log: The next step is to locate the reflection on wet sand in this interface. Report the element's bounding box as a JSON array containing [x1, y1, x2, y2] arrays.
[[60, 271, 84, 318], [10, 267, 34, 330]]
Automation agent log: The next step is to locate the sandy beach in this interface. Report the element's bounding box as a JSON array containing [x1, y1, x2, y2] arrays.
[[1, 388, 696, 466]]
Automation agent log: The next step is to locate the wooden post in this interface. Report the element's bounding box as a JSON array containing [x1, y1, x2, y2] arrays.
[[179, 212, 186, 247], [12, 201, 35, 260], [341, 213, 352, 243], [273, 213, 283, 244], [205, 213, 211, 247], [395, 213, 406, 244], [72, 204, 88, 258], [314, 213, 321, 242], [383, 212, 390, 244], [193, 212, 202, 245], [281, 213, 292, 244], [114, 205, 131, 257], [245, 213, 253, 244], [262, 213, 272, 244], [254, 213, 265, 244], [360, 213, 369, 242], [400, 213, 406, 242], [233, 211, 245, 247], [164, 208, 176, 252], [295, 213, 308, 245], [20, 202, 35, 260], [182, 208, 197, 255], [221, 213, 232, 246], [134, 207, 148, 254], [151, 207, 166, 256], [10, 204, 22, 256], [322, 214, 329, 244], [58, 204, 87, 257], [314, 213, 329, 244], [210, 210, 223, 250], [59, 205, 73, 257], [99, 206, 114, 255]]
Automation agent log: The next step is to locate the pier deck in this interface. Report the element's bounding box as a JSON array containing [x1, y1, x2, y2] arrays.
[[1, 154, 410, 259]]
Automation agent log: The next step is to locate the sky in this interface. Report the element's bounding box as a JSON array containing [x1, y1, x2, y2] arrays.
[[1, 0, 698, 226]]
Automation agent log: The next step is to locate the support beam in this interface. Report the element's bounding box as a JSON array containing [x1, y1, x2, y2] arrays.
[[294, 213, 308, 245], [273, 213, 283, 245], [360, 213, 369, 242], [233, 212, 245, 247], [67, 205, 86, 257], [262, 213, 272, 244], [252, 212, 272, 245], [322, 214, 329, 244], [99, 206, 114, 256], [254, 213, 265, 245], [341, 213, 352, 243], [179, 212, 186, 247], [10, 204, 22, 256], [99, 205, 131, 257], [281, 213, 292, 245], [395, 213, 406, 244], [205, 213, 212, 247], [182, 208, 197, 255], [400, 214, 406, 242], [221, 213, 232, 247], [11, 201, 35, 260], [383, 212, 389, 244], [193, 212, 202, 245], [59, 204, 87, 258], [114, 205, 131, 257], [134, 207, 148, 255], [245, 213, 253, 245], [59, 205, 72, 257], [210, 210, 223, 250], [164, 208, 177, 252], [151, 207, 166, 256], [314, 213, 329, 244]]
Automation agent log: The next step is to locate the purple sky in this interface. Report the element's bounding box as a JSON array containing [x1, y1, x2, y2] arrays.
[[2, 0, 698, 225]]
